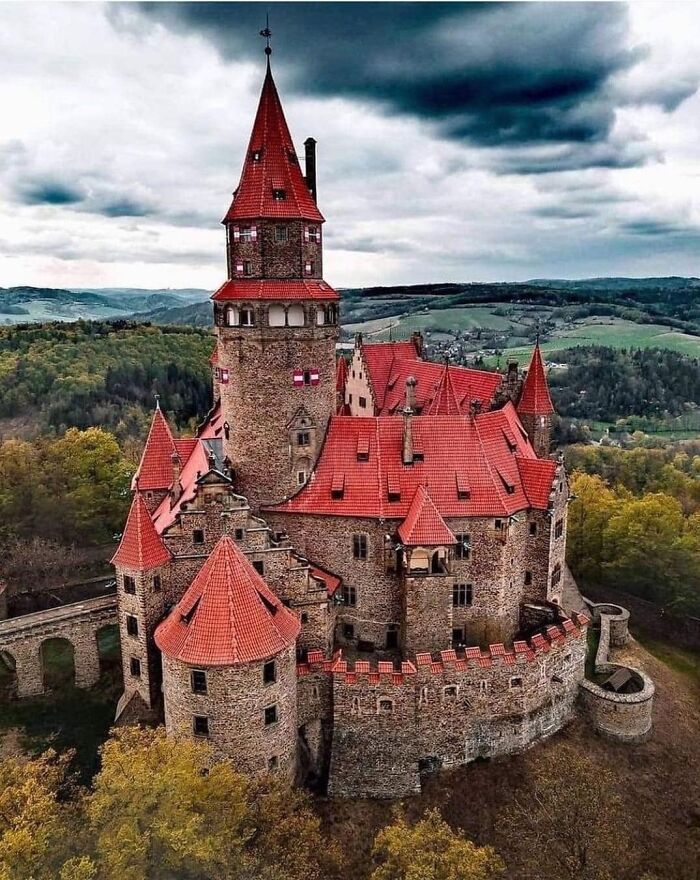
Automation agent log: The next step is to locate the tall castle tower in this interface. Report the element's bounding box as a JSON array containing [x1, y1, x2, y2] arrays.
[[517, 342, 555, 458], [213, 49, 339, 509]]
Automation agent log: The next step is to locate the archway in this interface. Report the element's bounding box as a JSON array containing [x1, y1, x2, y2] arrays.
[[0, 650, 17, 700], [40, 638, 76, 691], [287, 304, 305, 326], [97, 624, 121, 680]]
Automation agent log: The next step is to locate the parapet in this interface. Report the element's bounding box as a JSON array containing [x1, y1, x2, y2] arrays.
[[297, 612, 589, 685]]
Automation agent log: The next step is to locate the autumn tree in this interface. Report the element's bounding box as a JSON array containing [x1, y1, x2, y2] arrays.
[[370, 808, 504, 880], [497, 746, 631, 880]]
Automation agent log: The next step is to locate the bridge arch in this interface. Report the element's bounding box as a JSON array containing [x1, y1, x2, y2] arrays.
[[0, 649, 17, 699], [40, 637, 76, 691]]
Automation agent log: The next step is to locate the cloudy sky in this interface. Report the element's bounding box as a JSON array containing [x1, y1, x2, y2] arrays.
[[1, 2, 699, 290]]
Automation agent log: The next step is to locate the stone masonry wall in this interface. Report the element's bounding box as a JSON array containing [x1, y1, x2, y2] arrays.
[[162, 642, 298, 780], [226, 220, 322, 280]]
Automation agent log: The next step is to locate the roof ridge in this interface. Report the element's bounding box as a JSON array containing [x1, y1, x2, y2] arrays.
[[471, 414, 509, 515]]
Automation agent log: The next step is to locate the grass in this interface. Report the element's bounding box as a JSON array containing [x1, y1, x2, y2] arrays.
[[0, 624, 121, 782], [634, 635, 700, 691]]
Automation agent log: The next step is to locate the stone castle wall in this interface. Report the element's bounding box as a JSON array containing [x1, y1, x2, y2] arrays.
[[294, 615, 588, 798], [162, 642, 298, 779]]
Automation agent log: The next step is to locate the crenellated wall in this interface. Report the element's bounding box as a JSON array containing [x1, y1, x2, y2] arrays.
[[297, 613, 589, 798]]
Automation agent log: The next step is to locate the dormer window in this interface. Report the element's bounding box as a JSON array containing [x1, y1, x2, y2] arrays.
[[251, 150, 262, 162], [331, 473, 345, 500], [272, 188, 286, 201]]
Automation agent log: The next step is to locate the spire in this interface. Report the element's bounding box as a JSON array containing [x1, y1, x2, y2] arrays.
[[426, 360, 461, 415], [223, 57, 323, 223], [518, 342, 554, 415], [134, 405, 177, 491], [154, 536, 301, 666], [111, 493, 171, 571], [398, 485, 456, 547]]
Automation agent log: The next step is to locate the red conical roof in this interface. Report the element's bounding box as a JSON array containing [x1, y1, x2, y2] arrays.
[[224, 61, 323, 223], [154, 536, 300, 666], [111, 493, 171, 571], [426, 362, 461, 415], [518, 343, 554, 415], [398, 485, 456, 546], [134, 406, 176, 491]]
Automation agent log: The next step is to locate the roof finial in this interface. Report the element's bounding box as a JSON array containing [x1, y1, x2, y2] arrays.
[[260, 14, 272, 57], [154, 392, 160, 411]]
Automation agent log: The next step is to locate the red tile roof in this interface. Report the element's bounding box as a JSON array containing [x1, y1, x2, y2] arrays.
[[517, 457, 557, 508], [155, 536, 300, 666], [223, 61, 323, 223], [398, 485, 456, 546], [336, 356, 348, 393], [111, 493, 171, 571], [425, 362, 461, 415], [266, 403, 554, 520], [212, 279, 339, 302], [518, 343, 554, 415], [359, 341, 502, 415], [309, 564, 341, 597], [134, 406, 176, 491]]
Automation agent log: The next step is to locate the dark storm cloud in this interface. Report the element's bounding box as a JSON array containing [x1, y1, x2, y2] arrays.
[[17, 177, 84, 206], [133, 2, 693, 172], [620, 219, 700, 239], [97, 197, 152, 218]]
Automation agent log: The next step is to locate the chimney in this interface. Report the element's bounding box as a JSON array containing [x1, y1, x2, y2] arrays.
[[170, 451, 182, 504], [304, 137, 317, 203], [411, 331, 424, 357], [402, 377, 417, 466]]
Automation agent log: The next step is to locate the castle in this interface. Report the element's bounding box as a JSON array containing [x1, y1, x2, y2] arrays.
[[111, 49, 592, 798]]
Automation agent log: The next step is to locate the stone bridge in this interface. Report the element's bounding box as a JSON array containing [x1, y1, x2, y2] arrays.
[[0, 594, 118, 697]]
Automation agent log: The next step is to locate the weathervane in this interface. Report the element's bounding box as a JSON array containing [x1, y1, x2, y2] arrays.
[[260, 15, 272, 56]]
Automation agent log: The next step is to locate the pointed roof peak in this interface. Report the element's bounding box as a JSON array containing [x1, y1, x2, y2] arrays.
[[518, 342, 554, 415], [224, 57, 323, 223], [134, 406, 177, 491], [111, 493, 171, 571], [155, 535, 300, 666], [426, 359, 462, 416], [398, 484, 456, 547]]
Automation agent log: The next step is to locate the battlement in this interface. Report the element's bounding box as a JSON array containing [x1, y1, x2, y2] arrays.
[[297, 612, 589, 684]]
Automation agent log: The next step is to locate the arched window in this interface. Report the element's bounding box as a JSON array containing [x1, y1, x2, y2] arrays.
[[287, 304, 304, 327], [268, 304, 285, 327], [351, 696, 360, 715], [326, 304, 337, 325], [316, 306, 325, 326], [240, 306, 254, 327], [225, 306, 239, 327]]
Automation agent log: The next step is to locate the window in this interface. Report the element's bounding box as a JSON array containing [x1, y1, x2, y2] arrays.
[[352, 533, 368, 560], [479, 680, 489, 694], [342, 584, 357, 606], [297, 470, 307, 485], [452, 583, 473, 607], [152, 575, 161, 592], [303, 370, 311, 386], [130, 657, 141, 677], [243, 260, 252, 276], [443, 685, 459, 700], [193, 529, 204, 545], [351, 696, 360, 714], [307, 225, 320, 243], [126, 615, 138, 637], [193, 715, 209, 737], [524, 571, 532, 586], [123, 575, 136, 595], [241, 307, 254, 327], [304, 261, 313, 275], [253, 560, 264, 576], [455, 534, 470, 560], [386, 628, 399, 650], [297, 431, 310, 447], [494, 519, 503, 530], [190, 670, 207, 694], [272, 188, 286, 201], [529, 522, 538, 537], [225, 306, 239, 327], [419, 686, 429, 705], [452, 628, 464, 647], [274, 225, 288, 242], [359, 396, 367, 409], [240, 226, 253, 242], [234, 527, 244, 540], [264, 704, 278, 726], [551, 563, 562, 587], [251, 150, 261, 162], [555, 518, 564, 539], [263, 660, 276, 685], [509, 676, 523, 689], [377, 698, 394, 715], [268, 755, 279, 771], [301, 612, 309, 624], [343, 622, 355, 640]]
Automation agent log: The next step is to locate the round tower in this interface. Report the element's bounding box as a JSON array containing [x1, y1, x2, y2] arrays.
[[213, 56, 339, 509], [155, 536, 301, 778], [517, 342, 555, 458]]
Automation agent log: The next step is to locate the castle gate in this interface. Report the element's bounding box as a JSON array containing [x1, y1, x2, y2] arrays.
[[0, 595, 118, 697]]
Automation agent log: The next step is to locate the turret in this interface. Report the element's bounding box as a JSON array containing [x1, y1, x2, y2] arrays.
[[517, 342, 555, 458], [402, 377, 416, 466], [213, 52, 339, 509]]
